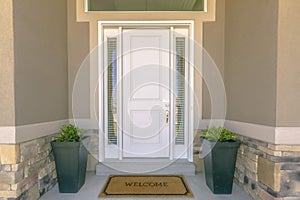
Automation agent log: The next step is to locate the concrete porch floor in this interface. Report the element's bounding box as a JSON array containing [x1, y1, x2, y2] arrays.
[[40, 172, 253, 200]]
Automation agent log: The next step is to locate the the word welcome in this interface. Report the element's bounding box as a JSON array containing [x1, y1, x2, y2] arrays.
[[125, 182, 168, 187]]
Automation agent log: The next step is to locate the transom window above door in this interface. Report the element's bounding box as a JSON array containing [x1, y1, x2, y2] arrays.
[[88, 0, 205, 11]]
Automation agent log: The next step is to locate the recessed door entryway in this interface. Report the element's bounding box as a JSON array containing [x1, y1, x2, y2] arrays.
[[99, 21, 194, 162]]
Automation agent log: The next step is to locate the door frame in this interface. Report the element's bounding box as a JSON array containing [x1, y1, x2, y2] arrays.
[[98, 20, 195, 162]]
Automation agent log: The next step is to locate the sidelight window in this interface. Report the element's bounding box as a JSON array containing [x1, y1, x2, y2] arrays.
[[175, 37, 186, 145], [107, 37, 118, 145]]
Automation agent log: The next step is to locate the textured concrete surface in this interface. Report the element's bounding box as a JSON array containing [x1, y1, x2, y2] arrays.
[[40, 172, 253, 200]]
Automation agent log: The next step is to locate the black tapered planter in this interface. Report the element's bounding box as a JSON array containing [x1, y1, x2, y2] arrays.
[[202, 139, 240, 194], [51, 139, 88, 193]]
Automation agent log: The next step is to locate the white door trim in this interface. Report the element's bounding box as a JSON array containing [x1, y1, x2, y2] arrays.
[[98, 20, 195, 162]]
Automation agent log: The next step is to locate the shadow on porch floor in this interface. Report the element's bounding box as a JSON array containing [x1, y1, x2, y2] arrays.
[[40, 172, 253, 200]]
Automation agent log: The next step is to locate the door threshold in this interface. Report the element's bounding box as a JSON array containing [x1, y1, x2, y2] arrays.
[[102, 158, 189, 163], [96, 159, 195, 176]]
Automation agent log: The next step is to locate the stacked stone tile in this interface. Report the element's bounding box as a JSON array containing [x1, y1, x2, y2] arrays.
[[0, 135, 57, 200], [235, 135, 300, 200]]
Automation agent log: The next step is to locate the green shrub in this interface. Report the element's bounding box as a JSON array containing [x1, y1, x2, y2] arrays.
[[201, 127, 237, 142], [55, 124, 83, 142]]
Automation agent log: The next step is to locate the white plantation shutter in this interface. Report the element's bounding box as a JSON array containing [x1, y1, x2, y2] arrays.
[[175, 37, 185, 145], [107, 37, 118, 145]]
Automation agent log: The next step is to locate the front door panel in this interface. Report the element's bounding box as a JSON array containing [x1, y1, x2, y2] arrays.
[[122, 29, 170, 157]]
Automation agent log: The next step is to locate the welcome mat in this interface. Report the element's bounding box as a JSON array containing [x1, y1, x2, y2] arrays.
[[99, 174, 194, 198]]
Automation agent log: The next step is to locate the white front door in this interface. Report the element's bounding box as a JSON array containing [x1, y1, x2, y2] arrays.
[[122, 29, 170, 158], [100, 22, 194, 161]]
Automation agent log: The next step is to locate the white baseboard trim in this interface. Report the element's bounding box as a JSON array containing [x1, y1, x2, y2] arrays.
[[225, 120, 276, 144], [1, 119, 299, 145], [199, 120, 300, 145], [0, 120, 69, 144]]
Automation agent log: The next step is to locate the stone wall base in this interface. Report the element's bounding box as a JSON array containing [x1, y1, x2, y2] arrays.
[[0, 135, 57, 200], [235, 135, 300, 200], [2, 130, 298, 199]]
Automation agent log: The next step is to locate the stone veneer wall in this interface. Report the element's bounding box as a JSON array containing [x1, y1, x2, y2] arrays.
[[0, 135, 57, 200], [194, 130, 300, 200], [235, 134, 300, 200]]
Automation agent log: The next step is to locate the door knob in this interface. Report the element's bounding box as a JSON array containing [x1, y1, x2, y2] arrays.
[[165, 110, 169, 126]]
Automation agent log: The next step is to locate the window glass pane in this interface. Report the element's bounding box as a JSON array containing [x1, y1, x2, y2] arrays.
[[175, 37, 185, 145], [107, 38, 118, 145], [88, 0, 205, 11]]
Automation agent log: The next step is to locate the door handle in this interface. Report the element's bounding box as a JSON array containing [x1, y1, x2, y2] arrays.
[[165, 110, 169, 126]]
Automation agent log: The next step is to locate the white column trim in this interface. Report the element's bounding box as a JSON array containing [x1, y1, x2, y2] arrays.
[[0, 120, 68, 144], [275, 127, 300, 145], [0, 127, 16, 143], [198, 119, 300, 145]]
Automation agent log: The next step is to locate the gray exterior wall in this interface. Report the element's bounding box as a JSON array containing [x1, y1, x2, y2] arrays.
[[224, 0, 278, 126], [67, 0, 90, 119], [276, 0, 300, 127], [202, 0, 225, 120], [13, 0, 68, 125]]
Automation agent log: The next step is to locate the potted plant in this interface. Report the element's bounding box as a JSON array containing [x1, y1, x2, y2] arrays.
[[201, 127, 240, 194], [51, 124, 89, 193]]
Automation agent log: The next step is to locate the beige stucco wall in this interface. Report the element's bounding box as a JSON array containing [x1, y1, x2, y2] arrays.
[[13, 0, 68, 125], [67, 0, 90, 119], [224, 0, 278, 126], [0, 0, 15, 126], [276, 0, 300, 127], [202, 0, 225, 119]]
